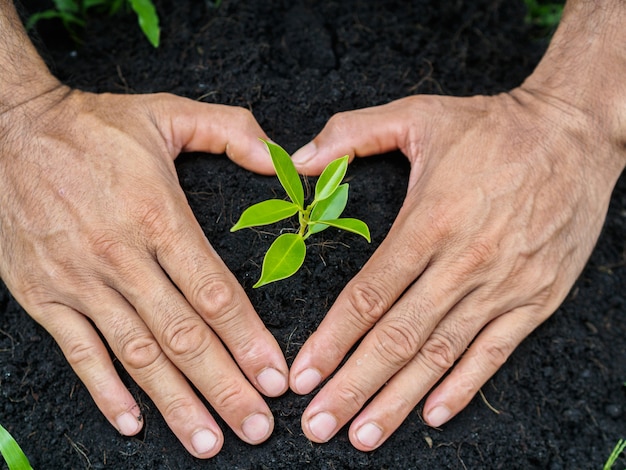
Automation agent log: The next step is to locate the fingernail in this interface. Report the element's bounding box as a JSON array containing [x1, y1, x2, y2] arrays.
[[242, 413, 271, 443], [256, 367, 287, 396], [355, 422, 384, 449], [191, 429, 218, 455], [116, 412, 141, 436], [291, 141, 317, 165], [427, 405, 451, 428], [294, 368, 322, 394], [308, 412, 337, 442]]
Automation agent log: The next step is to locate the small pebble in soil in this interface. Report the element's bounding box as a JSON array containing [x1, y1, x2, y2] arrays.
[[562, 408, 582, 424], [605, 404, 622, 418]]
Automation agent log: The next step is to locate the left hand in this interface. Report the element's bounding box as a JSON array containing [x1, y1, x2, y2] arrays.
[[287, 90, 625, 450]]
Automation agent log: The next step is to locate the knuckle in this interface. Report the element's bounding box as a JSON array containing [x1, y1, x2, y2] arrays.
[[195, 274, 238, 322], [334, 382, 369, 410], [162, 394, 198, 424], [441, 238, 499, 288], [420, 332, 458, 373], [420, 204, 455, 245], [138, 200, 176, 240], [161, 315, 211, 359], [345, 280, 389, 328], [89, 230, 133, 266], [207, 379, 246, 412], [233, 335, 268, 366], [372, 316, 421, 368], [230, 106, 255, 125], [118, 330, 162, 371], [462, 238, 497, 272], [477, 337, 511, 371], [15, 281, 53, 311], [325, 111, 354, 136], [63, 337, 100, 367]]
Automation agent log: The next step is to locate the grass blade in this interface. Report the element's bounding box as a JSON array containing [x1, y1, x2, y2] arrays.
[[604, 439, 626, 470], [0, 424, 32, 470]]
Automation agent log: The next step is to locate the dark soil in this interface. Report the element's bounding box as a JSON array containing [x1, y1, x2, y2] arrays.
[[2, 0, 625, 468]]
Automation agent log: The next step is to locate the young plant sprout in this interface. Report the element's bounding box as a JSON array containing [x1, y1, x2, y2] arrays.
[[0, 423, 32, 470], [231, 140, 370, 288], [603, 438, 626, 470]]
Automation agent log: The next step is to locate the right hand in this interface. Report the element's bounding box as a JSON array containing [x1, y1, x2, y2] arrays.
[[0, 87, 287, 458]]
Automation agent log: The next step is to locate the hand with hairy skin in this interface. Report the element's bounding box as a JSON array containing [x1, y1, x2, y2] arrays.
[[289, 0, 626, 451], [0, 1, 285, 459]]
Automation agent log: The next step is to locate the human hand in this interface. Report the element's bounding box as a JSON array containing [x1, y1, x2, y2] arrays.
[[287, 88, 625, 450], [0, 88, 287, 458]]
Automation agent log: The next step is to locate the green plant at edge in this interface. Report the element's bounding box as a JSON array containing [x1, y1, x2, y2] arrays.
[[0, 424, 32, 470], [231, 140, 370, 288], [26, 0, 160, 48], [604, 439, 626, 470], [523, 0, 563, 31]]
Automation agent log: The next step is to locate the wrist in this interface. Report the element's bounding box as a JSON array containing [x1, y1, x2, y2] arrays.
[[0, 0, 63, 114], [519, 0, 626, 172]]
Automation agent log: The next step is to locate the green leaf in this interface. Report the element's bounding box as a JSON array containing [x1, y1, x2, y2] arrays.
[[26, 10, 84, 29], [308, 183, 349, 236], [314, 155, 349, 202], [128, 0, 160, 47], [0, 424, 33, 470], [603, 439, 626, 470], [53, 0, 80, 13], [107, 0, 125, 14], [84, 0, 111, 9], [263, 140, 304, 209], [254, 233, 306, 288], [314, 218, 371, 242], [231, 199, 299, 232]]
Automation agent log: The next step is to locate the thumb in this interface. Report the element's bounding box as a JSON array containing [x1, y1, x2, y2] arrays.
[[153, 94, 275, 175], [291, 98, 418, 175]]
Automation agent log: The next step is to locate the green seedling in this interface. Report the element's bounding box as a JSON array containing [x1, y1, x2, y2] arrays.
[[0, 423, 32, 470], [603, 438, 626, 470], [27, 0, 160, 48], [231, 140, 370, 288]]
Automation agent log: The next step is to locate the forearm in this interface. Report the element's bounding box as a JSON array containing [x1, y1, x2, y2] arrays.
[[0, 0, 62, 115], [520, 0, 626, 172]]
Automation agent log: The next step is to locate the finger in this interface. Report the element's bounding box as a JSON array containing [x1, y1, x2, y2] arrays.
[[345, 304, 542, 451], [289, 198, 441, 396], [155, 218, 289, 399], [291, 97, 425, 175], [152, 95, 275, 175], [99, 251, 275, 447], [36, 303, 143, 436], [343, 298, 496, 451], [297, 259, 480, 444], [85, 287, 227, 457], [59, 287, 228, 457], [421, 306, 545, 428]]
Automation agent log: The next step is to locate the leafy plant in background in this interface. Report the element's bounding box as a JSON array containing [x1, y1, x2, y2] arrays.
[[231, 141, 370, 288], [523, 0, 563, 31], [27, 0, 160, 48], [0, 423, 32, 470]]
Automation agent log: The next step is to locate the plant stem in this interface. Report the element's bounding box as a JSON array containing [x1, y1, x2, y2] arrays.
[[299, 204, 314, 238]]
